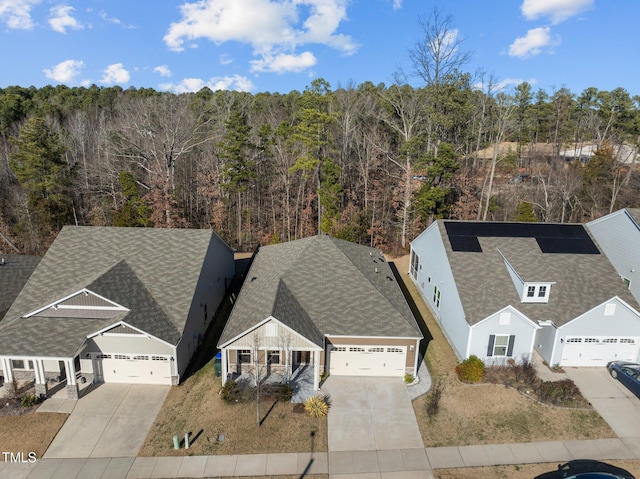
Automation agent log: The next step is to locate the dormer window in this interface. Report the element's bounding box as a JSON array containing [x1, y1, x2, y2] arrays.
[[522, 283, 552, 303]]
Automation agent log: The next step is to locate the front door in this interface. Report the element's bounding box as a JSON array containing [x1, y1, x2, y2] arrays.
[[294, 351, 311, 369]]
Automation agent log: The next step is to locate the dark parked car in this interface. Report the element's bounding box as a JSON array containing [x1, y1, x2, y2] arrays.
[[534, 460, 635, 479], [607, 361, 640, 399]]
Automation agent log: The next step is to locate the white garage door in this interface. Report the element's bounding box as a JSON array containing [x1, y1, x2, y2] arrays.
[[329, 345, 406, 377], [561, 337, 640, 367], [94, 354, 172, 385]]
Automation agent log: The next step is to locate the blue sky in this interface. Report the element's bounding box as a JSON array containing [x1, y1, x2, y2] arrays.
[[0, 0, 637, 95]]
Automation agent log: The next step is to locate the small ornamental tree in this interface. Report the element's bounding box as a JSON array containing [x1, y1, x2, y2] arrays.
[[455, 355, 485, 383]]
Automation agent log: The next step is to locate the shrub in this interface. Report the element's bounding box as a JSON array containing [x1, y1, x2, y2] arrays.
[[220, 379, 241, 403], [426, 377, 445, 417], [262, 382, 293, 401], [404, 374, 415, 384], [20, 394, 39, 408], [455, 355, 485, 383], [304, 396, 329, 418], [534, 379, 580, 405]]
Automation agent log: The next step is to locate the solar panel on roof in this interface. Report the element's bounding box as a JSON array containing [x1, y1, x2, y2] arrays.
[[444, 221, 600, 254]]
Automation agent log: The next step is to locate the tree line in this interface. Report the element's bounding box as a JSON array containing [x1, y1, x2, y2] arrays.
[[1, 76, 637, 256]]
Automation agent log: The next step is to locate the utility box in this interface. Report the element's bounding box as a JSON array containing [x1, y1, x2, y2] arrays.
[[213, 352, 222, 377]]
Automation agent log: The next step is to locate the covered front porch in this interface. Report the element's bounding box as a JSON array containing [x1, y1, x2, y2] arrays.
[[0, 354, 85, 400], [220, 346, 322, 394]]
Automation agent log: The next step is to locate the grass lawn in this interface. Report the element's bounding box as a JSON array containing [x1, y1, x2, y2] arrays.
[[433, 461, 640, 479], [0, 412, 68, 458], [391, 255, 616, 447], [138, 360, 327, 456]]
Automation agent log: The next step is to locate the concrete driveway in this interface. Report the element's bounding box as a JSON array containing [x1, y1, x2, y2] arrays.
[[321, 376, 424, 451], [565, 367, 640, 438], [43, 383, 169, 459]]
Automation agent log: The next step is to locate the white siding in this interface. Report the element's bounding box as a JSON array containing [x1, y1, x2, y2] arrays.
[[588, 210, 640, 303], [535, 325, 558, 366], [557, 298, 640, 365], [470, 307, 538, 365], [410, 223, 469, 361], [87, 335, 174, 356]]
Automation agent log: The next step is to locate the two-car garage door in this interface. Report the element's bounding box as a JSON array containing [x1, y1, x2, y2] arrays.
[[93, 353, 172, 385], [329, 345, 406, 377], [561, 336, 640, 367]]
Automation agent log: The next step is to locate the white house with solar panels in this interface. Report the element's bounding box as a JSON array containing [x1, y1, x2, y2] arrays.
[[410, 220, 640, 368]]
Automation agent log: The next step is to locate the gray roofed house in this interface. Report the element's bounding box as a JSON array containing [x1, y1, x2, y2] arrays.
[[587, 208, 640, 306], [218, 235, 423, 392], [410, 220, 640, 369], [0, 226, 234, 399], [0, 254, 40, 321]]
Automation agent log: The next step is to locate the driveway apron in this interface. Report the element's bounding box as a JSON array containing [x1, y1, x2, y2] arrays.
[[43, 383, 169, 458], [565, 367, 640, 438], [321, 376, 424, 451]]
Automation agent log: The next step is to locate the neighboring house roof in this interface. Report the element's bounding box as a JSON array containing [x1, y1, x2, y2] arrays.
[[436, 220, 638, 326], [0, 254, 41, 321], [625, 208, 640, 227], [0, 226, 227, 357], [560, 143, 639, 164], [219, 235, 422, 347]]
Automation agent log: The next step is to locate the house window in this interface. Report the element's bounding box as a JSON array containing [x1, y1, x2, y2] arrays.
[[487, 335, 515, 357], [368, 347, 384, 353], [433, 285, 441, 308], [538, 286, 547, 297], [267, 350, 280, 364], [527, 286, 536, 297], [410, 251, 420, 279], [12, 360, 25, 369], [265, 323, 278, 337], [387, 347, 403, 353], [238, 350, 251, 363], [624, 278, 631, 289]]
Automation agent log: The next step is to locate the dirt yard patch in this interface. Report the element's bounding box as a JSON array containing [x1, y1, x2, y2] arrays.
[[391, 255, 615, 447], [0, 412, 68, 458], [138, 361, 327, 456], [433, 461, 640, 479]]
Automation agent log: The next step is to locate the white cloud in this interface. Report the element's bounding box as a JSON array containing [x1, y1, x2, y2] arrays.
[[43, 59, 84, 83], [508, 27, 556, 58], [392, 0, 402, 10], [0, 0, 40, 30], [250, 51, 316, 73], [521, 0, 593, 24], [164, 0, 356, 73], [154, 65, 172, 77], [219, 53, 233, 65], [100, 63, 130, 85], [48, 5, 83, 33], [160, 74, 254, 93]]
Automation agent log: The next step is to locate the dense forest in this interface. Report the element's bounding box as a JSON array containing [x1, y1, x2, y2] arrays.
[[1, 75, 639, 256]]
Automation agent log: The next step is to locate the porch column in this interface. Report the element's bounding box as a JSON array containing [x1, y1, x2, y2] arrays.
[[313, 350, 320, 391], [1, 357, 13, 383], [284, 348, 289, 382], [64, 358, 79, 400], [34, 359, 48, 398], [221, 349, 228, 385]]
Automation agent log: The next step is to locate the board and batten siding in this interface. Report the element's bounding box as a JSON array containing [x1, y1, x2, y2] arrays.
[[469, 307, 539, 365], [410, 222, 469, 361], [85, 334, 174, 356], [225, 318, 319, 350], [587, 210, 640, 304]]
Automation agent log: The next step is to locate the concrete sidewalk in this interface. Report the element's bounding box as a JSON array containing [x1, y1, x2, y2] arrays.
[[1, 438, 639, 479]]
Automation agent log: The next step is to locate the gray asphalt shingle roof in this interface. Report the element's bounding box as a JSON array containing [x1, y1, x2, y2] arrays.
[[438, 221, 639, 326], [0, 254, 40, 321], [0, 226, 219, 357], [219, 235, 422, 347]]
